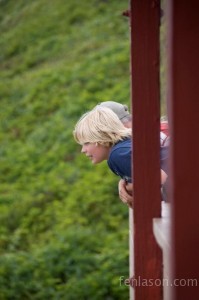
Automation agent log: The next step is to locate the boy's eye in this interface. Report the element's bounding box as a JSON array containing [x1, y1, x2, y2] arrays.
[[83, 142, 90, 145]]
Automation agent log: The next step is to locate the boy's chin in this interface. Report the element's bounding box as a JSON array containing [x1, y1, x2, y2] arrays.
[[91, 159, 101, 164]]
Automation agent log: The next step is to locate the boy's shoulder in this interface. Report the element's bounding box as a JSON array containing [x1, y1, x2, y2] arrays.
[[108, 138, 132, 182], [109, 138, 131, 163], [111, 138, 131, 151]]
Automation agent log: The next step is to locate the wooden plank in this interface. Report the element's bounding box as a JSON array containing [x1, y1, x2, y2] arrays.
[[153, 217, 171, 300], [130, 1, 162, 299], [167, 1, 199, 299]]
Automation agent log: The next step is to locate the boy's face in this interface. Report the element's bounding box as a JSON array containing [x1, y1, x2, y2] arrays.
[[81, 142, 110, 164]]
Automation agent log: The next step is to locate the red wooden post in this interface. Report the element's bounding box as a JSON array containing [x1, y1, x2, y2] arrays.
[[130, 0, 162, 299], [167, 1, 199, 299]]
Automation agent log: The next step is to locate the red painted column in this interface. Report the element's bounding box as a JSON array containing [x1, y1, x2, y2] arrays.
[[167, 1, 199, 299], [130, 1, 162, 299]]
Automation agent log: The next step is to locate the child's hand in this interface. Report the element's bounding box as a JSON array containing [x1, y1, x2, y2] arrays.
[[118, 179, 133, 208]]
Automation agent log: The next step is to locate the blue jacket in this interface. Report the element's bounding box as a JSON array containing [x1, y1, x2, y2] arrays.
[[107, 138, 169, 183], [107, 139, 132, 182]]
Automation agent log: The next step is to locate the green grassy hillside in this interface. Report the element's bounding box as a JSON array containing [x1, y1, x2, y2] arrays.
[[0, 0, 130, 299]]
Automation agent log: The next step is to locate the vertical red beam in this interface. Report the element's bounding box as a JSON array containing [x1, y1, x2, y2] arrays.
[[130, 1, 162, 299], [167, 1, 199, 299]]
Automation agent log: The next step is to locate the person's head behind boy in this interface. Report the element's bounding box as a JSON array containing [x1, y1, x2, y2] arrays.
[[96, 101, 132, 128], [73, 107, 131, 164]]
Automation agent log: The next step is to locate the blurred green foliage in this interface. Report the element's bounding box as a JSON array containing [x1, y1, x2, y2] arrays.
[[0, 0, 131, 299]]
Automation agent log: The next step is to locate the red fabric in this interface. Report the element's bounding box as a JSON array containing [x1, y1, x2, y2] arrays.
[[160, 121, 169, 136]]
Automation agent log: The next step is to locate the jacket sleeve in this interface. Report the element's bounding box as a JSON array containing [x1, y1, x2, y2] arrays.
[[108, 146, 132, 182]]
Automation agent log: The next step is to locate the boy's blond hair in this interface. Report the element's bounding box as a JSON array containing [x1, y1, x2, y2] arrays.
[[73, 107, 132, 147]]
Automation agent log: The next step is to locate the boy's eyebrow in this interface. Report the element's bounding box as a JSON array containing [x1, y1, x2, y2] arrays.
[[78, 141, 89, 146]]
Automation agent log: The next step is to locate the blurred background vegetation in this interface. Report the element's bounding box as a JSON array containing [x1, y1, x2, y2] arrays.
[[0, 0, 166, 299], [0, 0, 131, 299]]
